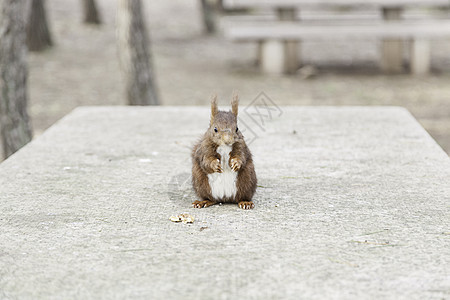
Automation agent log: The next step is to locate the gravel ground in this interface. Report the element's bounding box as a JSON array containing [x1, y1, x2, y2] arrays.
[[5, 0, 450, 157]]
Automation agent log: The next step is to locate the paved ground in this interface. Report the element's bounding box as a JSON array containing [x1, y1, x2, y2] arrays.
[[4, 0, 445, 160], [0, 107, 448, 299]]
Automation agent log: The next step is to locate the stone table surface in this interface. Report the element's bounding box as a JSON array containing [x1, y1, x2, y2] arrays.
[[0, 106, 449, 299]]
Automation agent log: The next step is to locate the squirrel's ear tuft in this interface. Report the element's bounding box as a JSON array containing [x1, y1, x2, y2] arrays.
[[210, 94, 218, 125], [231, 92, 239, 117]]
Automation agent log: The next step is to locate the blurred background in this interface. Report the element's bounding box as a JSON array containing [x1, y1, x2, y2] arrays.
[[1, 0, 450, 159]]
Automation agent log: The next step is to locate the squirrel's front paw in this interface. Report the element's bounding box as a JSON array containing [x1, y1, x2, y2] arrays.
[[210, 158, 223, 173], [230, 158, 242, 172]]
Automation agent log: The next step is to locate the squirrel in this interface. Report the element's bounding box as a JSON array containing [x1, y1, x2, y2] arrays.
[[191, 94, 257, 209]]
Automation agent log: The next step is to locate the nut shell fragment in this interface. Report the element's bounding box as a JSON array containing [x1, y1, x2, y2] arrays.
[[169, 213, 195, 223]]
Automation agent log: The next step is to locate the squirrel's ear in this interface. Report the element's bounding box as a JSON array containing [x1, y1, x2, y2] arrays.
[[210, 94, 218, 125], [231, 92, 239, 117]]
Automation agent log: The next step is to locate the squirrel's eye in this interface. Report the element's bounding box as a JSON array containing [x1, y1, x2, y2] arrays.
[[236, 127, 239, 133], [214, 127, 218, 133]]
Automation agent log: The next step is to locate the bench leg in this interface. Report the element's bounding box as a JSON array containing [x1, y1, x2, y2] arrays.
[[380, 7, 403, 74], [380, 39, 403, 74], [410, 39, 430, 76], [256, 41, 263, 66], [261, 40, 285, 75], [284, 41, 299, 74], [279, 7, 300, 74], [260, 40, 299, 75]]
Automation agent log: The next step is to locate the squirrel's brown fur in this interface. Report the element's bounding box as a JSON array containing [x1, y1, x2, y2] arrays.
[[191, 94, 257, 209]]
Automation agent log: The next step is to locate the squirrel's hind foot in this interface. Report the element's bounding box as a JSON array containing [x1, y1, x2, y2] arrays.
[[238, 201, 254, 210], [193, 200, 216, 208]]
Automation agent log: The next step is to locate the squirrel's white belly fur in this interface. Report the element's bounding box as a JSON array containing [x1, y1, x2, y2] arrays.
[[207, 145, 237, 200]]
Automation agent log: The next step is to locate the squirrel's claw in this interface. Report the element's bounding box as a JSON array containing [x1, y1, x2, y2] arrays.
[[211, 158, 222, 173], [193, 200, 216, 208], [230, 158, 242, 172], [238, 201, 254, 209]]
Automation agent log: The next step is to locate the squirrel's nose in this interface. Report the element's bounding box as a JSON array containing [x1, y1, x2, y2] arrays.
[[223, 132, 233, 144]]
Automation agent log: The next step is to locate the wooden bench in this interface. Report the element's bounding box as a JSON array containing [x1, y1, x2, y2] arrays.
[[223, 0, 450, 9], [222, 0, 450, 75]]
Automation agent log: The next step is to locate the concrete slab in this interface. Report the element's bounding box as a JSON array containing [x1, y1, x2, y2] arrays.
[[0, 106, 449, 299]]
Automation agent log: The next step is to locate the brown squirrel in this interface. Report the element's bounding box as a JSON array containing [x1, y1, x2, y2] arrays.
[[191, 94, 257, 209]]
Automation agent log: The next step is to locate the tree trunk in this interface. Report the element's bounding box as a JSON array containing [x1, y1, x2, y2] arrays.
[[0, 0, 33, 159], [117, 0, 159, 105], [200, 0, 217, 34], [83, 0, 101, 25], [26, 0, 53, 52]]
